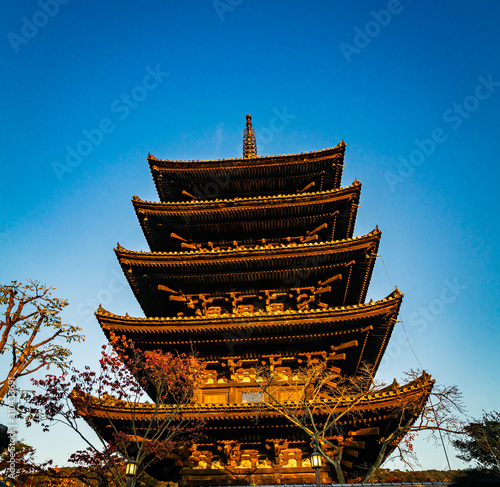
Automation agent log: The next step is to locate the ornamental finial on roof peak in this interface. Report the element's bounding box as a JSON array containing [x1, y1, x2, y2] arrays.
[[243, 114, 257, 159], [393, 286, 404, 298]]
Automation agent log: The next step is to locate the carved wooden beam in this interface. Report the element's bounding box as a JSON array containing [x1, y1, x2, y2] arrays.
[[331, 340, 358, 352], [328, 353, 346, 361], [343, 447, 359, 458], [169, 295, 188, 302], [181, 189, 198, 200], [157, 284, 179, 294], [348, 427, 380, 436], [303, 234, 319, 243], [298, 181, 315, 193], [170, 232, 188, 242], [306, 222, 328, 236], [318, 274, 342, 286], [342, 440, 365, 449], [314, 286, 331, 294]]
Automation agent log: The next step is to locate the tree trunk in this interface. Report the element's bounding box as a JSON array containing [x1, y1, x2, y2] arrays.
[[0, 369, 17, 403], [361, 440, 390, 483], [319, 442, 345, 484]]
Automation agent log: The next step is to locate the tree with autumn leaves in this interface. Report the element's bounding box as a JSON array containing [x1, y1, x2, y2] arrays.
[[14, 334, 205, 487], [0, 280, 84, 402], [0, 280, 470, 484], [0, 281, 203, 486]]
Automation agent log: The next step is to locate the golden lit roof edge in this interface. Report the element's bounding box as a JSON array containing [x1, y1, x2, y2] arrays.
[[73, 371, 432, 417], [95, 287, 403, 324], [132, 179, 361, 206], [114, 226, 380, 257], [147, 140, 346, 165]]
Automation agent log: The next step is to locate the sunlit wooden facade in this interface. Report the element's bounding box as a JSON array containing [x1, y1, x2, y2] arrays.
[[84, 116, 432, 484]]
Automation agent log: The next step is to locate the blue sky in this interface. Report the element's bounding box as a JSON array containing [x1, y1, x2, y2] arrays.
[[1, 0, 499, 472]]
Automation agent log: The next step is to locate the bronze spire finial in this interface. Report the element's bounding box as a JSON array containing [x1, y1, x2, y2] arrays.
[[243, 114, 257, 159]]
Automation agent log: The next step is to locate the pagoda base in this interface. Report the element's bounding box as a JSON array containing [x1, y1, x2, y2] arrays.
[[180, 466, 332, 486]]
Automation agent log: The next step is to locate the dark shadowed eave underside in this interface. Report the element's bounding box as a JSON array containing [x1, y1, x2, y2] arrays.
[[133, 181, 361, 252], [148, 143, 346, 202], [115, 230, 381, 317], [96, 290, 402, 377]]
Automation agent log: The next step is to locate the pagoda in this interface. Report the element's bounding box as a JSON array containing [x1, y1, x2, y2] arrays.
[[84, 115, 433, 484]]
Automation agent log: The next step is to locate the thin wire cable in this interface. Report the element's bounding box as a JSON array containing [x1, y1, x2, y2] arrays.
[[357, 203, 453, 472], [358, 203, 394, 289]]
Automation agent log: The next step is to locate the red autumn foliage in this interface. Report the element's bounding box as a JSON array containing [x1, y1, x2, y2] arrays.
[[16, 334, 205, 486]]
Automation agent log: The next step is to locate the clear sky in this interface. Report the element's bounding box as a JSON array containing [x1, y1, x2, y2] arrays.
[[1, 0, 499, 473]]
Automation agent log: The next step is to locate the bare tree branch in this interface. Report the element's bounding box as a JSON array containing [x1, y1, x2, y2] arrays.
[[251, 360, 463, 483]]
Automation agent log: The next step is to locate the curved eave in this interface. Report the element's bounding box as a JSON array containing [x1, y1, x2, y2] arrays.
[[115, 228, 380, 265], [133, 182, 361, 251], [96, 290, 402, 375], [97, 290, 402, 333], [73, 372, 431, 421], [148, 142, 345, 170], [115, 230, 380, 316], [134, 179, 361, 209], [148, 143, 346, 202]]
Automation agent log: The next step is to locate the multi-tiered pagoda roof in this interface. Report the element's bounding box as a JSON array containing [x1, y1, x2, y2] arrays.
[[132, 180, 361, 252], [79, 116, 432, 485], [147, 143, 345, 201]]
